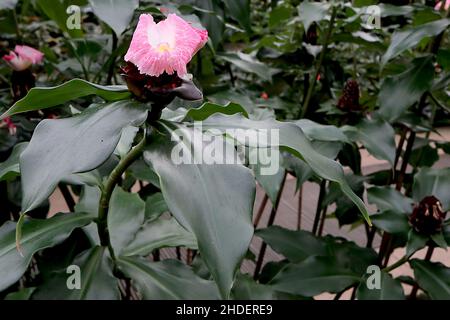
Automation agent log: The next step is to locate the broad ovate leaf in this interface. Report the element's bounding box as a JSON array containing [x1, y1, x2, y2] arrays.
[[20, 101, 147, 212], [143, 121, 255, 298]]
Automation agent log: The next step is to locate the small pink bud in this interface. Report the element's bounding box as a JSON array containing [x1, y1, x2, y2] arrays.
[[2, 45, 44, 71]]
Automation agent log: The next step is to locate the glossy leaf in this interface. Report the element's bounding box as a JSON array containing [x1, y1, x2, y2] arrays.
[[231, 274, 301, 300], [143, 121, 255, 298], [108, 187, 145, 255], [202, 113, 370, 223], [269, 256, 362, 297], [121, 217, 197, 257], [378, 57, 435, 122], [343, 119, 396, 166], [356, 271, 405, 300], [256, 226, 327, 263], [4, 287, 36, 300], [297, 1, 330, 32], [0, 79, 131, 120], [89, 0, 139, 36], [185, 102, 248, 121], [20, 101, 147, 212], [371, 210, 410, 234], [144, 192, 169, 221], [223, 0, 251, 32], [117, 257, 220, 299], [251, 150, 285, 205], [367, 186, 414, 214], [218, 52, 279, 82], [295, 119, 349, 143], [381, 18, 450, 66], [410, 259, 450, 300], [0, 213, 92, 291], [36, 0, 84, 38], [406, 229, 428, 257], [114, 126, 139, 159], [0, 142, 27, 181], [32, 246, 119, 300], [413, 168, 450, 211]]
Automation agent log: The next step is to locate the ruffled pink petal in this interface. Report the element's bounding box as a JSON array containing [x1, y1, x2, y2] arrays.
[[2, 51, 31, 71], [15, 45, 44, 64], [125, 13, 208, 77], [435, 1, 442, 10]]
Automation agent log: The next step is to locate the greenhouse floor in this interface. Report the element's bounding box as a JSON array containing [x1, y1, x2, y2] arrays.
[[47, 127, 450, 299]]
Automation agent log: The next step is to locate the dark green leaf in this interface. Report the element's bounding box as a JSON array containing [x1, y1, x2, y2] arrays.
[[202, 113, 370, 223], [185, 102, 248, 121], [20, 101, 147, 212], [143, 121, 255, 298], [4, 287, 35, 300], [108, 187, 145, 255], [0, 142, 28, 181], [223, 0, 251, 32], [36, 0, 84, 38], [410, 259, 450, 300], [218, 52, 279, 82], [269, 3, 293, 29], [144, 192, 168, 221], [381, 19, 450, 66], [295, 119, 349, 143], [269, 256, 361, 297], [1, 79, 131, 120], [117, 257, 220, 299], [0, 213, 93, 291], [343, 119, 396, 165], [371, 210, 410, 234], [378, 57, 435, 122], [413, 168, 450, 211], [252, 157, 285, 205], [32, 246, 119, 300], [121, 217, 197, 257], [356, 271, 405, 300], [367, 186, 414, 214], [406, 229, 428, 257], [256, 226, 327, 263]]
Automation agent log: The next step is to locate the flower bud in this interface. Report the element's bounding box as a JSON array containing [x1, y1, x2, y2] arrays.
[[121, 62, 202, 105], [409, 196, 446, 235], [337, 79, 360, 111]]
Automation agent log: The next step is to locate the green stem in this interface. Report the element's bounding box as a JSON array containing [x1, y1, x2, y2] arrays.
[[97, 133, 148, 260], [300, 6, 337, 119], [106, 32, 119, 85], [382, 255, 409, 273], [12, 8, 22, 43]]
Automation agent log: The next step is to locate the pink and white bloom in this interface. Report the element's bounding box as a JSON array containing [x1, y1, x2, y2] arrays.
[[435, 0, 450, 11], [2, 45, 44, 71], [125, 14, 208, 77]]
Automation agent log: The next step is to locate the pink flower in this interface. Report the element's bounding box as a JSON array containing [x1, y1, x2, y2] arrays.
[[125, 14, 208, 77], [2, 45, 44, 71], [2, 117, 17, 135], [435, 0, 450, 11]]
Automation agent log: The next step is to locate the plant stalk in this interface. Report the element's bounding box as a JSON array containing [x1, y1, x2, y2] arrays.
[[97, 133, 148, 260], [299, 6, 337, 119]]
